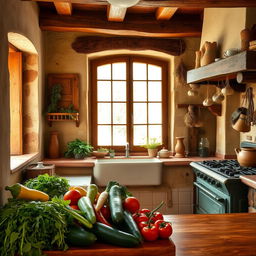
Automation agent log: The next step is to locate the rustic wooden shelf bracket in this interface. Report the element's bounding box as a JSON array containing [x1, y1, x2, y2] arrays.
[[177, 104, 222, 116], [47, 113, 80, 127]]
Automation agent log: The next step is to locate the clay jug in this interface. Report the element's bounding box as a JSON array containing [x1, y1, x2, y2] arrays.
[[235, 147, 256, 167], [240, 28, 251, 51], [48, 131, 60, 158], [174, 137, 186, 158], [232, 114, 251, 133], [200, 41, 217, 66]]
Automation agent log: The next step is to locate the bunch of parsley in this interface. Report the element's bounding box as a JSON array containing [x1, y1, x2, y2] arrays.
[[0, 199, 71, 256], [24, 174, 69, 199]]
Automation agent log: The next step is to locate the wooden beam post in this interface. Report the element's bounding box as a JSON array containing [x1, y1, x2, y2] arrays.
[[156, 7, 178, 20], [54, 2, 72, 15]]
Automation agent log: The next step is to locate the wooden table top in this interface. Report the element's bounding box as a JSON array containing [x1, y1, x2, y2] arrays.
[[165, 213, 256, 256], [240, 175, 256, 189]]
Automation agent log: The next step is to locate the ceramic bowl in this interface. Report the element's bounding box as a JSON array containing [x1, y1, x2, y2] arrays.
[[92, 151, 108, 158]]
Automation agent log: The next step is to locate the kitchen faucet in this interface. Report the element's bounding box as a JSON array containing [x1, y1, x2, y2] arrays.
[[125, 142, 129, 158]]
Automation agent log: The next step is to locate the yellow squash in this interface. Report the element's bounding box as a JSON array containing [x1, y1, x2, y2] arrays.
[[69, 186, 87, 197], [5, 183, 49, 201]]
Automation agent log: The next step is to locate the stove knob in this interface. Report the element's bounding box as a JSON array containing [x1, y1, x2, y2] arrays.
[[203, 175, 207, 180], [207, 177, 212, 183], [211, 180, 216, 185], [199, 173, 204, 178], [196, 172, 200, 177], [216, 182, 221, 188]]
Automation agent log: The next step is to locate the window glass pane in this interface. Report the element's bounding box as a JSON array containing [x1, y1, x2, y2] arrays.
[[97, 64, 111, 80], [133, 103, 147, 124], [98, 125, 111, 145], [148, 64, 162, 80], [113, 81, 126, 102], [133, 81, 147, 101], [148, 81, 161, 101], [134, 125, 147, 145], [113, 62, 126, 80], [148, 103, 162, 124], [113, 103, 126, 124], [148, 125, 162, 143], [113, 126, 126, 145], [98, 103, 111, 124], [97, 81, 111, 101], [133, 62, 146, 80]]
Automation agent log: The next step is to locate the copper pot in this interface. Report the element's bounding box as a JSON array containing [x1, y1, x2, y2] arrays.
[[235, 147, 256, 167]]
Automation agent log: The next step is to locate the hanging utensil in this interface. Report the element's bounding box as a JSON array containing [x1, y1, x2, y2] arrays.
[[203, 84, 213, 106], [212, 87, 225, 103], [221, 77, 234, 96]]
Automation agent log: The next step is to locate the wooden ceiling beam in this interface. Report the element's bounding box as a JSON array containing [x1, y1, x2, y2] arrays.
[[72, 36, 185, 56], [22, 0, 256, 8], [156, 7, 178, 20], [107, 5, 127, 22], [39, 11, 202, 38], [54, 2, 72, 15]]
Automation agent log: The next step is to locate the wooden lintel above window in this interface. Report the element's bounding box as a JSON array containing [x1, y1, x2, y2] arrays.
[[22, 0, 256, 8], [107, 5, 127, 22], [54, 2, 72, 15], [39, 11, 202, 38], [72, 36, 185, 56]]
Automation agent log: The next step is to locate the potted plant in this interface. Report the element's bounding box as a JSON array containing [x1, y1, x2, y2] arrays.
[[64, 139, 93, 159], [141, 138, 161, 157]]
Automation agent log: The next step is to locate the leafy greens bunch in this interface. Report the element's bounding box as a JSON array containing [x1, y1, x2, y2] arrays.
[[0, 198, 71, 256], [24, 174, 69, 199]]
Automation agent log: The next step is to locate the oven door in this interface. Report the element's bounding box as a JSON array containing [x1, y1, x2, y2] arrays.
[[194, 182, 227, 214]]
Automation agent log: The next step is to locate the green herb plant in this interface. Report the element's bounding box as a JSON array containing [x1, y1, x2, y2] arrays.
[[141, 138, 161, 149], [64, 139, 93, 159], [97, 148, 109, 152], [24, 174, 69, 199], [0, 199, 71, 256], [47, 84, 62, 113]]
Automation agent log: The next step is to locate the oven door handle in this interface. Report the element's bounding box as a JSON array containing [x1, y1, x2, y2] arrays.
[[194, 182, 224, 202]]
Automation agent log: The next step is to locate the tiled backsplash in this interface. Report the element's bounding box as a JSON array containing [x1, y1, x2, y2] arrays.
[[128, 186, 193, 215]]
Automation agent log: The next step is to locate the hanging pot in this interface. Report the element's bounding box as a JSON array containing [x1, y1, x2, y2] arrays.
[[232, 114, 251, 132], [235, 147, 256, 167]]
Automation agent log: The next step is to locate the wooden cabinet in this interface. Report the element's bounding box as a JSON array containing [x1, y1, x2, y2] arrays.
[[47, 74, 80, 126]]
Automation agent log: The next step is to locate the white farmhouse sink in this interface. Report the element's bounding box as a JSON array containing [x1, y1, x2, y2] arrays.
[[93, 158, 162, 186]]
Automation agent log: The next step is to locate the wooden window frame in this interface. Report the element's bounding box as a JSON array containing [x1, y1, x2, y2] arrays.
[[90, 55, 168, 153]]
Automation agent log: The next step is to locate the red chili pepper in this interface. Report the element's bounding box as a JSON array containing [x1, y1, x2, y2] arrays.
[[94, 207, 112, 227]]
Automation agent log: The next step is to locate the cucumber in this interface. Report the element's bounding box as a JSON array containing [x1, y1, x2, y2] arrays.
[[123, 210, 143, 243], [66, 225, 97, 247], [87, 184, 98, 203], [78, 196, 96, 224], [109, 185, 124, 224], [92, 222, 140, 248]]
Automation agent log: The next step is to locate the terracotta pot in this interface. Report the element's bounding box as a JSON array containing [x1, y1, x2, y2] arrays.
[[174, 137, 186, 158], [48, 131, 60, 159], [240, 28, 251, 51], [235, 147, 256, 167], [147, 148, 158, 157]]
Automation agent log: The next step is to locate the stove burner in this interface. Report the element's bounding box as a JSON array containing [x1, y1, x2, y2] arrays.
[[198, 159, 256, 178]]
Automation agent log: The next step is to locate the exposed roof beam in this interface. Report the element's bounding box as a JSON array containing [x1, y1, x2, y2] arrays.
[[107, 5, 127, 22], [54, 2, 72, 15], [156, 7, 178, 20], [72, 36, 185, 56], [39, 11, 202, 38], [22, 0, 256, 8]]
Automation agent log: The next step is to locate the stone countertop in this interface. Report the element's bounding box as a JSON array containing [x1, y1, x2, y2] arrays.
[[43, 156, 222, 168], [240, 175, 256, 189]]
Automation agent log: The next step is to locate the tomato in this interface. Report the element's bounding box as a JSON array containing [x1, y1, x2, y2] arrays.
[[132, 212, 141, 222], [123, 197, 140, 213], [151, 211, 164, 223], [141, 225, 158, 241], [138, 221, 148, 230], [100, 205, 111, 220], [139, 208, 151, 216], [136, 213, 149, 224], [70, 205, 79, 210], [155, 220, 173, 239], [63, 189, 82, 205]]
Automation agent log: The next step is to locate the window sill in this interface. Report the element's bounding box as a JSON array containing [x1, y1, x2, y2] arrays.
[[11, 152, 39, 174]]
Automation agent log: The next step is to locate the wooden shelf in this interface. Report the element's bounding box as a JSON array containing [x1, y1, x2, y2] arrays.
[[187, 51, 256, 85], [46, 113, 80, 127], [177, 104, 222, 116]]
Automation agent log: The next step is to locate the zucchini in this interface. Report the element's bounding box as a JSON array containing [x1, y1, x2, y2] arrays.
[[109, 185, 124, 224], [66, 225, 96, 247], [123, 210, 143, 243], [78, 196, 96, 224], [87, 184, 98, 203], [92, 222, 140, 248]]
